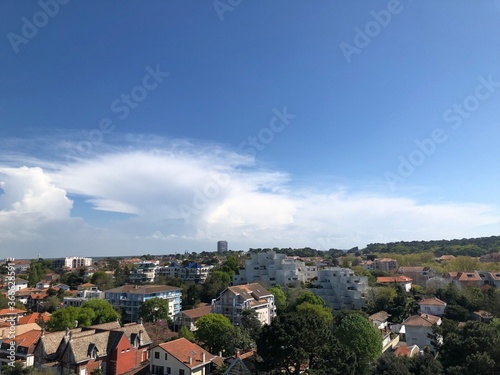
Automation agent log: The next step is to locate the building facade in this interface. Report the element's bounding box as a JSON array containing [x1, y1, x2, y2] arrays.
[[104, 285, 182, 323], [217, 241, 228, 254], [157, 263, 214, 284], [53, 257, 93, 270], [232, 251, 318, 287], [211, 283, 276, 325], [310, 267, 368, 309]]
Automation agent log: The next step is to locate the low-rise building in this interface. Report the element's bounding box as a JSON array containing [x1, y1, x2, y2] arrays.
[[398, 267, 436, 287], [0, 329, 41, 370], [368, 311, 398, 352], [63, 287, 105, 308], [158, 263, 214, 284], [174, 305, 212, 332], [446, 271, 483, 289], [150, 338, 216, 375], [53, 257, 93, 270], [129, 262, 159, 284], [212, 283, 276, 325], [376, 276, 413, 292], [374, 258, 399, 273], [401, 314, 442, 352], [418, 297, 446, 317]]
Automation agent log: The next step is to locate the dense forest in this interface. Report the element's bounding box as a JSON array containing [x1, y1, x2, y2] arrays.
[[248, 235, 500, 258]]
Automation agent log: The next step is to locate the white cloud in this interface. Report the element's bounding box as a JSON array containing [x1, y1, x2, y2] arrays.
[[0, 136, 498, 257]]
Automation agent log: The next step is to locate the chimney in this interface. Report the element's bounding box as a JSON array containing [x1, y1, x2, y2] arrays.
[[201, 352, 206, 363], [188, 356, 192, 365], [69, 331, 73, 341], [138, 318, 143, 325], [41, 328, 45, 338], [74, 320, 78, 328], [65, 327, 69, 337], [139, 330, 143, 344]]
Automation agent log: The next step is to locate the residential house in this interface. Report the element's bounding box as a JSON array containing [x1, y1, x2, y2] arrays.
[[0, 308, 26, 323], [18, 312, 51, 326], [438, 255, 455, 262], [150, 338, 216, 375], [129, 262, 159, 284], [479, 252, 500, 263], [418, 297, 446, 317], [212, 283, 276, 325], [398, 267, 436, 287], [0, 323, 41, 343], [368, 311, 398, 352], [401, 314, 442, 352], [0, 329, 41, 370], [311, 267, 368, 309], [64, 286, 104, 308], [376, 276, 413, 292], [478, 271, 500, 288], [174, 305, 212, 332], [35, 281, 51, 290], [447, 271, 483, 289], [104, 285, 182, 323], [472, 310, 494, 323], [13, 278, 29, 291], [34, 322, 151, 375]]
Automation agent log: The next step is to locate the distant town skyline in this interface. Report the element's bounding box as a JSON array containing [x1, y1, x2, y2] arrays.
[[1, 1, 500, 258]]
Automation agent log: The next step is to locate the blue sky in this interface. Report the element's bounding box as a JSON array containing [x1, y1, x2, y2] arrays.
[[1, 0, 500, 258]]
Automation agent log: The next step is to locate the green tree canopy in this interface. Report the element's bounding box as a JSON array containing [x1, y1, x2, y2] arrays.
[[46, 306, 95, 331], [194, 313, 234, 354], [81, 299, 120, 325], [333, 311, 382, 372], [138, 297, 170, 323], [268, 285, 287, 313]]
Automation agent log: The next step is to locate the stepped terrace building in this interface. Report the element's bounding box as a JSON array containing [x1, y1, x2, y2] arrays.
[[104, 285, 181, 323], [232, 250, 318, 287], [310, 267, 368, 309]]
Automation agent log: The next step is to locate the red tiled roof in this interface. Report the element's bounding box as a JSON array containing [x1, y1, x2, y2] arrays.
[[394, 344, 418, 357], [158, 338, 215, 369], [418, 297, 446, 306], [18, 312, 51, 325], [377, 276, 412, 283], [0, 308, 26, 315], [403, 313, 441, 327]]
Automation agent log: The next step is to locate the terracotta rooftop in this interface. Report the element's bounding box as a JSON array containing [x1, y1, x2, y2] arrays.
[[377, 276, 413, 283], [0, 308, 26, 316], [394, 344, 418, 357], [403, 313, 441, 327], [18, 312, 52, 325], [449, 271, 481, 281], [226, 283, 272, 300], [158, 338, 215, 369], [1, 329, 42, 354], [418, 297, 446, 306], [368, 311, 391, 322]]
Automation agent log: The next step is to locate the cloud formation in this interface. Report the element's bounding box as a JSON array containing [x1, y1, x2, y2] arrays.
[[0, 135, 498, 258]]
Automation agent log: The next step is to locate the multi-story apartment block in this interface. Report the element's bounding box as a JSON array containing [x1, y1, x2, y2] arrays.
[[104, 285, 182, 323], [310, 267, 368, 309], [53, 256, 92, 270], [211, 283, 276, 325], [63, 285, 105, 307], [129, 262, 159, 284], [232, 251, 318, 287], [374, 258, 399, 273], [157, 262, 214, 284], [217, 240, 228, 253]]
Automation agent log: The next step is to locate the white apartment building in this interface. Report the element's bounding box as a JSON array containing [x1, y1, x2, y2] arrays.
[[232, 251, 318, 287], [129, 262, 159, 284], [157, 262, 214, 284], [63, 285, 104, 307], [310, 267, 368, 309], [53, 256, 92, 269]]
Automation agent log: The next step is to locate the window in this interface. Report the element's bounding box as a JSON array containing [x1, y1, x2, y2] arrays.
[[179, 370, 185, 375], [166, 368, 171, 374], [154, 351, 160, 359], [164, 353, 168, 360]]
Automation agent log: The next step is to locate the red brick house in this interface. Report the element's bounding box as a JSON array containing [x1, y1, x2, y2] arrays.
[[33, 322, 152, 375]]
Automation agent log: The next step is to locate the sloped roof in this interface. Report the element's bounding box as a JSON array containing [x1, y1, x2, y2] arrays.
[[18, 312, 51, 325], [37, 328, 83, 356], [418, 297, 446, 306], [113, 323, 152, 346], [0, 308, 26, 315], [377, 276, 412, 283], [403, 314, 441, 327], [226, 283, 272, 300], [157, 338, 214, 369], [64, 331, 111, 363], [1, 329, 42, 354], [181, 305, 212, 319], [368, 311, 391, 322], [224, 357, 253, 375], [394, 344, 419, 357]]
